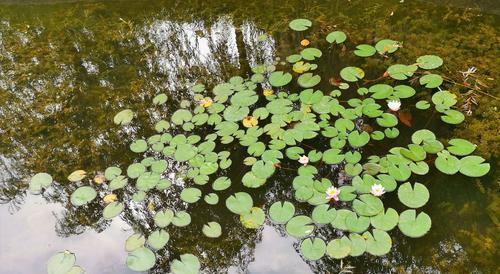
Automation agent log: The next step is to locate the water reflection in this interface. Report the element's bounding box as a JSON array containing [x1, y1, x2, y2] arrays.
[[0, 0, 498, 273]]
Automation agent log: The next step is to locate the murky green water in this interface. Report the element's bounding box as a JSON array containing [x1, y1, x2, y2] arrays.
[[0, 0, 498, 273]]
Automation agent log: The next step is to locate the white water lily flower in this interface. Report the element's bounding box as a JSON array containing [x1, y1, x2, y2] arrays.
[[298, 155, 309, 166], [371, 184, 386, 197], [388, 100, 401, 111], [326, 186, 341, 201]]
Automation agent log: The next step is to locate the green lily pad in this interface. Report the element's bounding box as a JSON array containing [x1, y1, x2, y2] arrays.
[[398, 209, 432, 238], [375, 39, 400, 54], [364, 229, 392, 256], [180, 187, 202, 203], [240, 207, 265, 229], [269, 71, 292, 87], [340, 66, 365, 82], [326, 31, 346, 44], [67, 170, 86, 182], [435, 151, 460, 175], [298, 73, 321, 88], [113, 109, 134, 125], [286, 215, 315, 238], [125, 233, 146, 252], [411, 129, 436, 144], [348, 131, 370, 148], [70, 186, 97, 207], [104, 166, 121, 180], [387, 64, 417, 80], [311, 204, 337, 224], [352, 194, 383, 216], [154, 209, 174, 228], [103, 202, 124, 220], [204, 193, 219, 205], [354, 44, 376, 57], [153, 93, 168, 105], [289, 18, 312, 31], [269, 201, 295, 224], [171, 254, 200, 274], [300, 238, 326, 260], [126, 247, 156, 272], [326, 236, 351, 259], [47, 251, 76, 274], [147, 229, 169, 250], [459, 156, 490, 177], [172, 211, 192, 227], [419, 74, 443, 88], [416, 100, 431, 110], [300, 48, 322, 61], [127, 163, 146, 178], [174, 143, 197, 162], [447, 138, 476, 156], [370, 208, 399, 231], [202, 221, 222, 238], [29, 172, 53, 194], [416, 55, 443, 69], [349, 233, 367, 257], [441, 109, 465, 124], [171, 109, 192, 125], [346, 213, 370, 233], [226, 192, 253, 215], [398, 182, 429, 208]]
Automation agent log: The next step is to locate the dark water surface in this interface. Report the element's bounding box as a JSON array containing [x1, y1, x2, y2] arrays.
[[0, 0, 498, 273]]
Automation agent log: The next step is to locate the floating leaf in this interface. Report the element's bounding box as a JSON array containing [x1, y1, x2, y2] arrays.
[[240, 207, 265, 228], [130, 139, 147, 153], [180, 188, 202, 203], [47, 251, 76, 274], [286, 215, 314, 238], [103, 202, 124, 219], [226, 192, 253, 215], [70, 186, 96, 206], [375, 39, 399, 54], [416, 55, 443, 69], [354, 44, 376, 57], [370, 208, 399, 231], [300, 48, 322, 61], [147, 229, 169, 250], [398, 210, 432, 238], [397, 182, 429, 208], [67, 170, 86, 182], [311, 204, 336, 224], [125, 233, 146, 252], [447, 139, 476, 156], [326, 31, 346, 44], [172, 211, 191, 227], [352, 194, 383, 216], [174, 143, 197, 162], [113, 109, 134, 125], [364, 229, 392, 256], [204, 193, 219, 205], [153, 93, 168, 105], [459, 156, 490, 177], [326, 236, 351, 259], [269, 201, 295, 224], [104, 166, 121, 180], [435, 151, 460, 175], [202, 222, 222, 238], [29, 172, 53, 194], [269, 71, 292, 87], [289, 18, 312, 31], [346, 213, 370, 233], [300, 238, 326, 260], [416, 100, 431, 110], [349, 233, 367, 257], [340, 66, 365, 82], [298, 73, 321, 88], [419, 74, 443, 88], [154, 209, 174, 228], [441, 109, 464, 124], [171, 109, 192, 125], [212, 177, 232, 191], [126, 247, 156, 272], [171, 254, 200, 274], [387, 64, 417, 80]]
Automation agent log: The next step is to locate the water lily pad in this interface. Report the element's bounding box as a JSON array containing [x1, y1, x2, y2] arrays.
[[212, 177, 232, 191], [459, 156, 490, 177], [340, 66, 365, 82], [269, 201, 295, 224], [300, 238, 326, 260], [103, 202, 124, 219], [348, 131, 370, 148], [154, 209, 174, 228], [204, 193, 219, 205], [419, 74, 443, 88], [349, 233, 367, 256], [375, 39, 399, 54], [331, 209, 353, 231], [127, 163, 146, 178], [153, 93, 168, 105], [202, 221, 222, 238], [269, 71, 292, 87], [369, 84, 393, 99], [346, 213, 370, 233], [300, 48, 322, 61], [311, 204, 336, 224], [125, 233, 146, 252], [447, 138, 476, 156], [113, 109, 134, 125], [398, 210, 432, 238], [126, 247, 156, 272], [147, 229, 169, 250], [352, 194, 383, 216], [286, 215, 314, 238], [326, 31, 346, 44], [416, 55, 443, 69], [435, 151, 460, 175], [174, 143, 197, 162], [298, 73, 321, 88], [441, 109, 464, 124], [387, 64, 417, 80], [104, 166, 121, 180], [226, 192, 253, 215], [47, 251, 76, 274], [172, 211, 192, 227], [180, 187, 202, 203], [364, 229, 392, 256], [354, 44, 376, 57], [289, 18, 312, 31], [411, 129, 436, 144], [70, 186, 96, 206], [370, 208, 399, 231], [240, 207, 265, 228], [171, 254, 200, 274], [416, 100, 431, 110], [67, 170, 86, 182], [398, 182, 429, 208], [326, 236, 351, 259], [29, 172, 53, 194]]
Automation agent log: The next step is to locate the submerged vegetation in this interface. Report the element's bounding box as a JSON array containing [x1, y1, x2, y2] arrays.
[[27, 17, 492, 273]]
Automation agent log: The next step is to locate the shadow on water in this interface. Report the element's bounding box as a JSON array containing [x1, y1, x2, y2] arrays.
[[0, 0, 498, 273]]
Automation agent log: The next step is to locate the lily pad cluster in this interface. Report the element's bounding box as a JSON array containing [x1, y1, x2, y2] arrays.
[[29, 18, 491, 273]]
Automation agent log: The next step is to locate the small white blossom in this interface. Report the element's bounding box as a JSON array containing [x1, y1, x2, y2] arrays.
[[326, 186, 341, 201], [388, 100, 401, 112], [371, 184, 386, 197], [298, 155, 309, 166]]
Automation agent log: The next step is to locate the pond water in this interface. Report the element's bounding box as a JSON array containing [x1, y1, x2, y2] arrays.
[[0, 0, 498, 273]]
